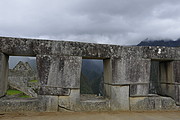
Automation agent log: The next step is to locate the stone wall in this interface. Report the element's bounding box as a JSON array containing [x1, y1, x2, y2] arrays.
[[0, 36, 180, 112]]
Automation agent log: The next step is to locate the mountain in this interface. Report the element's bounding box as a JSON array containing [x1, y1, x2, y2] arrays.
[[137, 38, 180, 47], [81, 59, 103, 95], [9, 56, 36, 70]]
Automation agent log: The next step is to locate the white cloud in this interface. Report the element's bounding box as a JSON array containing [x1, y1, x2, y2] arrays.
[[0, 0, 180, 45]]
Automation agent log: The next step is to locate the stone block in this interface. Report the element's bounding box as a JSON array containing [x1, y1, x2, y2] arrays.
[[59, 89, 80, 111], [103, 59, 112, 84], [41, 95, 59, 112], [104, 84, 111, 98], [130, 84, 149, 96], [0, 37, 35, 56], [159, 61, 174, 83], [110, 85, 129, 111], [159, 84, 175, 98], [143, 46, 180, 60], [111, 58, 151, 85], [37, 55, 82, 88], [130, 96, 178, 111], [38, 86, 70, 96], [0, 53, 8, 97], [0, 98, 45, 112], [173, 61, 180, 83], [119, 46, 144, 59], [175, 85, 180, 105], [79, 99, 110, 111]]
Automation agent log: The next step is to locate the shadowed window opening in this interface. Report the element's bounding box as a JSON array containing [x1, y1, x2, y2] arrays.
[[80, 59, 104, 97], [7, 56, 38, 98], [149, 60, 173, 96]]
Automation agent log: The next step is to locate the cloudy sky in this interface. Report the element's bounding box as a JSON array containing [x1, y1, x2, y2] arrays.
[[0, 0, 180, 45]]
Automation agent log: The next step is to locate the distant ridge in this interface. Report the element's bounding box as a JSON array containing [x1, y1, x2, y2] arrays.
[[137, 38, 180, 47]]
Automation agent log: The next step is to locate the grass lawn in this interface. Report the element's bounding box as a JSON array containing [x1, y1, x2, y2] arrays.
[[7, 89, 23, 95], [29, 80, 38, 83], [7, 89, 31, 98]]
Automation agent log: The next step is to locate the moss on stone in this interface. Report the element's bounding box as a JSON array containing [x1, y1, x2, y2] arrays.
[[29, 80, 38, 83], [6, 89, 23, 95]]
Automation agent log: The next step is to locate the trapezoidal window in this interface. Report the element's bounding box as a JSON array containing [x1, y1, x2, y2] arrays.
[[149, 60, 174, 96], [7, 56, 38, 99], [80, 59, 104, 100]]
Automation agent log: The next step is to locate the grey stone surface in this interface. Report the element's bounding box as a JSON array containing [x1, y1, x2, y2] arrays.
[[173, 61, 180, 83], [149, 61, 160, 94], [41, 95, 59, 112], [130, 96, 179, 111], [104, 84, 111, 98], [37, 55, 82, 88], [59, 89, 80, 111], [38, 86, 70, 96], [175, 85, 180, 105], [111, 58, 151, 85], [79, 99, 110, 111], [0, 97, 45, 112], [0, 53, 8, 97], [159, 84, 175, 98], [143, 46, 180, 59], [1, 37, 180, 59], [0, 37, 35, 56], [0, 37, 180, 112], [159, 61, 174, 84], [110, 85, 129, 111], [130, 84, 149, 96], [103, 59, 112, 84]]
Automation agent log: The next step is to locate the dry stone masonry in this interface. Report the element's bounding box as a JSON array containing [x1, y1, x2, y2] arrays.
[[0, 36, 180, 112]]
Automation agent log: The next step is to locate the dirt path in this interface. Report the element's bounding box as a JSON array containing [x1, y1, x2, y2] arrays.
[[0, 111, 179, 120]]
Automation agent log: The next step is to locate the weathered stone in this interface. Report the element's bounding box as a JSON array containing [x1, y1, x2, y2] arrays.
[[0, 37, 35, 56], [159, 84, 175, 98], [130, 96, 179, 111], [110, 85, 129, 111], [143, 46, 180, 59], [38, 86, 70, 96], [0, 53, 8, 97], [111, 58, 151, 85], [32, 40, 53, 55], [175, 85, 180, 105], [37, 55, 82, 88], [149, 61, 160, 94], [0, 98, 45, 112], [103, 59, 112, 84], [173, 61, 180, 83], [104, 84, 111, 98], [79, 99, 110, 111], [0, 36, 180, 112], [130, 84, 149, 96], [41, 95, 59, 112], [59, 89, 80, 111], [119, 46, 144, 59], [36, 55, 51, 85], [159, 61, 174, 83]]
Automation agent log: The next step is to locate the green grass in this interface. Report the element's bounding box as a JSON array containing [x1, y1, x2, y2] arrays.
[[29, 80, 38, 83], [7, 89, 23, 95]]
